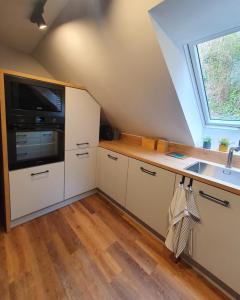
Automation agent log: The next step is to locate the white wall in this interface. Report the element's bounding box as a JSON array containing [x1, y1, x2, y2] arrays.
[[33, 0, 194, 145], [0, 43, 52, 78], [150, 0, 240, 148]]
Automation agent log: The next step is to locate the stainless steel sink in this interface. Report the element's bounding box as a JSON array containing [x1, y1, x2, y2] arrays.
[[185, 161, 240, 186]]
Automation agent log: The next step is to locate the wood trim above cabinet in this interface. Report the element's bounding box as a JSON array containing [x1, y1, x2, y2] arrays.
[[0, 69, 86, 90], [0, 72, 10, 231]]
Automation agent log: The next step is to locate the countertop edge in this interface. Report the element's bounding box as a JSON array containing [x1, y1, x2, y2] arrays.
[[99, 141, 240, 196]]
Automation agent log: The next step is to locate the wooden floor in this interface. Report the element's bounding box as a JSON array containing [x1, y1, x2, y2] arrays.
[[0, 194, 229, 300]]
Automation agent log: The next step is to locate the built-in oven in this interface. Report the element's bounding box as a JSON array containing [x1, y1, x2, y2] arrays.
[[7, 125, 64, 171], [4, 75, 65, 171]]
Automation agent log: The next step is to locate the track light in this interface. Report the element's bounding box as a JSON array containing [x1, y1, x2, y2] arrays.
[[30, 0, 48, 30], [37, 15, 47, 30]]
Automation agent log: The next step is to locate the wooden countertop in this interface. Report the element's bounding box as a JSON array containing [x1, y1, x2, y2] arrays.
[[99, 140, 240, 196]]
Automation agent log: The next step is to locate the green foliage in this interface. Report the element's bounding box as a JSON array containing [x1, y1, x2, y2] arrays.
[[219, 138, 230, 146], [198, 31, 240, 121]]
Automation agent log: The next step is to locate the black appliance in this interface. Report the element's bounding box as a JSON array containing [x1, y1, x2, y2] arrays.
[[100, 124, 113, 141], [4, 75, 65, 171]]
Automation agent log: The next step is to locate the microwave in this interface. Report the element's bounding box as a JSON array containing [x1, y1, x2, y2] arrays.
[[4, 75, 65, 124]]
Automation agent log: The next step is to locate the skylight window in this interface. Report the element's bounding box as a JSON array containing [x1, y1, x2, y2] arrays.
[[189, 30, 240, 127]]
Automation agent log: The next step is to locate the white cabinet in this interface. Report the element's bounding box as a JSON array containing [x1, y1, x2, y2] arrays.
[[126, 159, 176, 237], [65, 148, 97, 199], [191, 181, 240, 294], [64, 87, 100, 199], [65, 87, 100, 150], [10, 162, 64, 220], [175, 175, 240, 294], [97, 148, 129, 206]]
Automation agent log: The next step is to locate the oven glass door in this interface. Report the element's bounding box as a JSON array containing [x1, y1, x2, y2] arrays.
[[8, 129, 64, 170]]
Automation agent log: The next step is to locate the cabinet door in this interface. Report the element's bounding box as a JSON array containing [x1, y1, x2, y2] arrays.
[[97, 148, 129, 206], [192, 181, 240, 294], [65, 88, 100, 151], [126, 159, 175, 237], [65, 148, 97, 199], [10, 162, 64, 220]]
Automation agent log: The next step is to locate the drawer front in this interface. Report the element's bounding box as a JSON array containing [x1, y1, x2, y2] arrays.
[[10, 162, 64, 220], [97, 148, 129, 206], [65, 148, 97, 199], [126, 159, 175, 236]]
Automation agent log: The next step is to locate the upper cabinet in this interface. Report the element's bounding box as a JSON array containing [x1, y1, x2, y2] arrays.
[[65, 88, 100, 150]]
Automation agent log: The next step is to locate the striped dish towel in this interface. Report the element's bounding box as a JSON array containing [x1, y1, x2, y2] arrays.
[[165, 184, 200, 258]]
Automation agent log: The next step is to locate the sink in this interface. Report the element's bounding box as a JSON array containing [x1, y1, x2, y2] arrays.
[[185, 161, 240, 186]]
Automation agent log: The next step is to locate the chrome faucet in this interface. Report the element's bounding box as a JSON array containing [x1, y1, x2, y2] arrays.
[[226, 140, 240, 169]]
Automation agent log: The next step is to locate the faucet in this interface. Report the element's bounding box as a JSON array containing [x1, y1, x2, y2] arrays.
[[226, 140, 240, 169]]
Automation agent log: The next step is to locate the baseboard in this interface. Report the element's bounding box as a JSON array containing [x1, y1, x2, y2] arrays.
[[10, 189, 97, 228], [96, 189, 239, 300]]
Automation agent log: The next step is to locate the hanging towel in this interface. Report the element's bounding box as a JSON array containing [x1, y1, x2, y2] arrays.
[[165, 184, 200, 258]]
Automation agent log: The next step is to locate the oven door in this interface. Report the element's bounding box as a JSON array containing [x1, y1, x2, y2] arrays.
[[8, 128, 64, 170]]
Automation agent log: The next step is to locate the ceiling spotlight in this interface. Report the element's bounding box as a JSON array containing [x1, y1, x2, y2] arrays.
[[37, 15, 47, 30], [30, 0, 48, 30]]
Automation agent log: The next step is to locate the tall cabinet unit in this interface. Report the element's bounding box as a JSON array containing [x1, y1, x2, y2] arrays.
[[65, 88, 100, 200]]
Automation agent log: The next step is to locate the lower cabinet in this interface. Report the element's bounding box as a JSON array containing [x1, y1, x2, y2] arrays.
[[97, 148, 129, 206], [65, 148, 97, 199], [192, 181, 240, 294], [175, 175, 240, 295], [10, 162, 64, 220], [126, 158, 176, 237]]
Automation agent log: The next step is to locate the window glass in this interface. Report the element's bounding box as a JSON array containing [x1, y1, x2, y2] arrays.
[[197, 31, 240, 122]]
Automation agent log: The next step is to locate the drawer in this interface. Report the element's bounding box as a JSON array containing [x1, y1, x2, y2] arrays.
[[10, 162, 64, 220]]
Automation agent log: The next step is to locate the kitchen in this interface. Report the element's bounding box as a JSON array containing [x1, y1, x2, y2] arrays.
[[0, 0, 240, 299]]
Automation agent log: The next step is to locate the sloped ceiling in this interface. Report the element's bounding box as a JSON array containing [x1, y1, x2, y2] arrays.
[[0, 43, 52, 77], [33, 0, 194, 145], [0, 0, 69, 53]]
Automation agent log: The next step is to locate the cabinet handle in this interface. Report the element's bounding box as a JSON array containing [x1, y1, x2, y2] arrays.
[[76, 152, 89, 156], [76, 143, 89, 146], [108, 154, 118, 161], [31, 170, 49, 177], [199, 191, 230, 207], [140, 167, 156, 176]]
